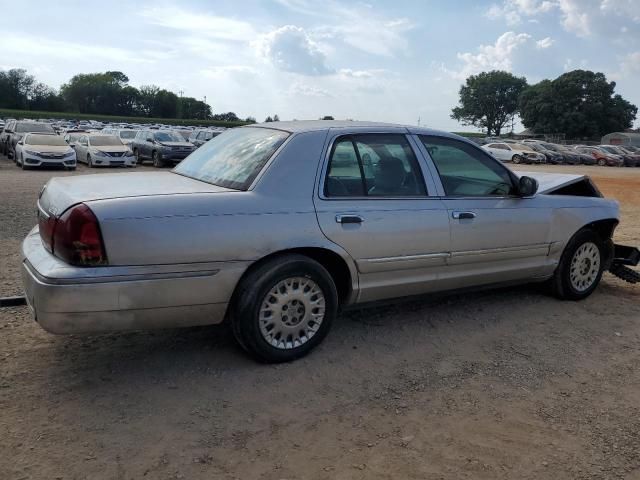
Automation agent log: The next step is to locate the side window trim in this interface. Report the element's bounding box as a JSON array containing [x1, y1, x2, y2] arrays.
[[321, 132, 433, 200]]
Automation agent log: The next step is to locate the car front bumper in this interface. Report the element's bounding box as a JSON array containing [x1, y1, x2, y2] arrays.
[[91, 154, 136, 167], [21, 228, 249, 334], [22, 153, 76, 167]]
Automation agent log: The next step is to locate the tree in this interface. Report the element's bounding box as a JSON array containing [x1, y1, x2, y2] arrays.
[[519, 70, 637, 138], [244, 116, 257, 123], [451, 70, 528, 136], [264, 116, 273, 122], [273, 114, 280, 122], [212, 112, 240, 122], [321, 115, 334, 120]]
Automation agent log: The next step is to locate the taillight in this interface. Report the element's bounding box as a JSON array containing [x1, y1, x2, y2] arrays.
[[50, 203, 108, 266]]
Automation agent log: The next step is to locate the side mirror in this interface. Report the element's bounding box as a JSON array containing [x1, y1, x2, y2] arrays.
[[17, 140, 24, 145], [147, 137, 154, 142], [518, 176, 538, 197]]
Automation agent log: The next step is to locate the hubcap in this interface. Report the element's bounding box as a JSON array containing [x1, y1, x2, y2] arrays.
[[259, 276, 325, 350], [569, 242, 600, 292]]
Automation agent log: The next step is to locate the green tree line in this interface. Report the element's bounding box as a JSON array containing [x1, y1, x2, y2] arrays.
[[451, 69, 637, 138], [0, 69, 254, 122]]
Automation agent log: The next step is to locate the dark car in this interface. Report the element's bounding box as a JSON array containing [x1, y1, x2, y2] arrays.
[[574, 146, 624, 167], [4, 121, 55, 160], [188, 129, 224, 148], [0, 120, 16, 155], [526, 142, 564, 164], [130, 129, 196, 167], [541, 142, 581, 165]]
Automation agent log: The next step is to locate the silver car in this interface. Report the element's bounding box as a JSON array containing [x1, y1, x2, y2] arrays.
[[22, 121, 620, 362]]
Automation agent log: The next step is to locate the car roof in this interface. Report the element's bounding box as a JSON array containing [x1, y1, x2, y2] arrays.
[[247, 120, 466, 140]]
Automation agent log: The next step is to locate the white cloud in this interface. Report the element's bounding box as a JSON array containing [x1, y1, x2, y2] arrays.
[[536, 37, 554, 49], [447, 32, 532, 79], [486, 0, 640, 37], [289, 82, 333, 97], [256, 25, 332, 76], [140, 7, 255, 41], [276, 0, 413, 57]]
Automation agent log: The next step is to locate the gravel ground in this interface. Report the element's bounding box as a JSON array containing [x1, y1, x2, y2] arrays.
[[1, 155, 640, 479]]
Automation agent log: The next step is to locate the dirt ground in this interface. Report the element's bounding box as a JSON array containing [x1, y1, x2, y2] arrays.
[[1, 156, 640, 480]]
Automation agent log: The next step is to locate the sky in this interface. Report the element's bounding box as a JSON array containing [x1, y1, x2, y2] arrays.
[[1, 0, 639, 131]]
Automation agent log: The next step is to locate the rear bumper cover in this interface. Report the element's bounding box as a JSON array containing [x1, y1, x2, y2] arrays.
[[21, 228, 248, 334]]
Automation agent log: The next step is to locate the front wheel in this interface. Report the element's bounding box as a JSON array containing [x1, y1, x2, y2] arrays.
[[551, 229, 605, 300], [152, 151, 164, 168], [134, 149, 142, 165], [597, 158, 606, 166], [512, 154, 522, 164], [87, 154, 93, 168], [231, 254, 338, 363]]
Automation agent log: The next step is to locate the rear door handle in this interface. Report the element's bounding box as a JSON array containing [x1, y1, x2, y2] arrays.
[[336, 214, 364, 224], [452, 211, 476, 220]]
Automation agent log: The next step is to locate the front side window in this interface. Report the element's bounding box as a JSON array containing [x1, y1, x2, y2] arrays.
[[324, 134, 426, 197], [420, 136, 515, 197], [154, 131, 183, 142], [173, 127, 289, 190]]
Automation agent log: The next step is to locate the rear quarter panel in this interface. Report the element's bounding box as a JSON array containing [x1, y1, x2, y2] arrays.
[[87, 130, 341, 267]]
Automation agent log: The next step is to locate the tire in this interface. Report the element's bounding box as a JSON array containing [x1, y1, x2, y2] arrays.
[[87, 154, 93, 168], [231, 254, 338, 363], [597, 158, 606, 166], [512, 154, 522, 164], [152, 150, 163, 168], [20, 154, 29, 170], [134, 149, 141, 165], [550, 229, 605, 301]]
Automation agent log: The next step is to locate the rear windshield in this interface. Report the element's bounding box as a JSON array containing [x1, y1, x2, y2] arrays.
[[26, 134, 67, 146], [90, 135, 123, 146], [154, 131, 184, 142], [119, 130, 137, 139], [16, 122, 54, 133], [173, 127, 289, 190]]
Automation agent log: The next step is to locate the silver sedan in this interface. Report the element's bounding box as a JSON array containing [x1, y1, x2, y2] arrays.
[[22, 121, 619, 362]]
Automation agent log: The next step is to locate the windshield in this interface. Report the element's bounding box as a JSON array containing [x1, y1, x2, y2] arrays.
[[173, 127, 289, 190], [599, 146, 618, 154], [154, 131, 184, 142], [16, 122, 54, 133], [26, 134, 67, 146], [119, 130, 137, 139], [90, 135, 123, 146]]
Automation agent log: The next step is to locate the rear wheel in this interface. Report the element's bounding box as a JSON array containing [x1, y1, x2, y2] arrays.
[[231, 254, 338, 363], [597, 158, 606, 166], [551, 229, 605, 300], [512, 154, 522, 164]]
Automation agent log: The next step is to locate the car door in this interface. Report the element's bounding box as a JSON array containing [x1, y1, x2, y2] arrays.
[[417, 135, 554, 289], [314, 131, 451, 303]]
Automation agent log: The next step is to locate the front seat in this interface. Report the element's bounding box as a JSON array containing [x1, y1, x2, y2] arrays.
[[368, 156, 406, 195]]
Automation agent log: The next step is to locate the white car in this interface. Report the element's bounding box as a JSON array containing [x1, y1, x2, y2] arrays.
[[482, 142, 545, 164], [15, 133, 76, 170], [73, 134, 136, 167]]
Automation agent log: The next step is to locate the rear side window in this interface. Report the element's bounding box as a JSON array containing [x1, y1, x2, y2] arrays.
[[420, 136, 515, 197], [325, 134, 426, 197]]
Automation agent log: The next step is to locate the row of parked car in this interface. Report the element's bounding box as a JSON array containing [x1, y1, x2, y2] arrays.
[[0, 119, 225, 170], [481, 139, 640, 167]]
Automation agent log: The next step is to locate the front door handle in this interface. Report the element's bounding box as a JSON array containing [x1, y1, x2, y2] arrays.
[[336, 214, 364, 224], [452, 211, 476, 220]]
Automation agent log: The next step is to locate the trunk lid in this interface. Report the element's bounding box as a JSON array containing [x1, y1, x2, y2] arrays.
[[39, 171, 231, 217]]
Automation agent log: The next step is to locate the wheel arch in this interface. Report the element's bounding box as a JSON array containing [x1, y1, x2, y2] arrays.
[[228, 246, 358, 316]]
